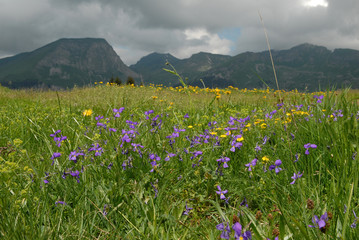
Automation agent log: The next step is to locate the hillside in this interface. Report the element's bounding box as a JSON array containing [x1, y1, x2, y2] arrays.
[[0, 38, 138, 89], [132, 44, 359, 91]]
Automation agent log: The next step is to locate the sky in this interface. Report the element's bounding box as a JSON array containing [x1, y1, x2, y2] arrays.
[[0, 0, 358, 65]]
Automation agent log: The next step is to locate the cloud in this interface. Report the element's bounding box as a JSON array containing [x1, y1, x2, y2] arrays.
[[0, 0, 358, 64]]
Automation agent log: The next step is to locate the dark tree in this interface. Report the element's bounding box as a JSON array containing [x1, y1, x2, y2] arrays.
[[115, 77, 122, 86], [126, 76, 135, 85]]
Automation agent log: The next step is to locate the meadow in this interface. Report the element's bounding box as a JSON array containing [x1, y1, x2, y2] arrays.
[[0, 83, 358, 239]]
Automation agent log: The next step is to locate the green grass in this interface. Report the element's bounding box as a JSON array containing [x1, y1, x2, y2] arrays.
[[0, 84, 358, 239]]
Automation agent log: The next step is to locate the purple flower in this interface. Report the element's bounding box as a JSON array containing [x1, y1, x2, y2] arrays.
[[182, 202, 193, 216], [55, 201, 67, 205], [51, 152, 61, 160], [165, 152, 176, 161], [245, 158, 257, 171], [50, 130, 67, 147], [304, 143, 317, 155], [191, 151, 203, 159], [103, 204, 109, 216], [309, 212, 328, 229], [217, 157, 231, 168], [88, 144, 103, 157], [233, 222, 252, 240], [269, 159, 282, 174], [113, 107, 125, 117], [313, 95, 324, 103], [240, 197, 248, 208], [184, 113, 189, 119], [216, 222, 231, 239], [70, 170, 81, 183], [216, 185, 228, 200], [255, 144, 262, 152], [68, 151, 84, 163], [351, 210, 358, 228], [290, 171, 303, 184]]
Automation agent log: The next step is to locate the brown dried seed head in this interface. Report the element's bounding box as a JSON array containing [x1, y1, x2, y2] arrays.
[[307, 199, 315, 210], [255, 210, 262, 220], [233, 214, 240, 224], [327, 211, 333, 220], [267, 213, 273, 221], [272, 228, 280, 237]]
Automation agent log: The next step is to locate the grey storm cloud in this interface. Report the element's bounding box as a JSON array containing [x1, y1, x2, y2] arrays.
[[0, 0, 358, 64]]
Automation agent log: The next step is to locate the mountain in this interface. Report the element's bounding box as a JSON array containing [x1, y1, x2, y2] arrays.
[[1, 40, 358, 91], [132, 43, 359, 91], [130, 52, 231, 86], [0, 38, 138, 89]]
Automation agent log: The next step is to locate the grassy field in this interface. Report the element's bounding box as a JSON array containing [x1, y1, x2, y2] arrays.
[[0, 84, 358, 239]]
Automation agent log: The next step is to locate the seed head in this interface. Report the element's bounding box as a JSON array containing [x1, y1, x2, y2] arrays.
[[256, 210, 263, 220], [233, 214, 240, 224], [272, 228, 280, 237], [307, 199, 315, 210]]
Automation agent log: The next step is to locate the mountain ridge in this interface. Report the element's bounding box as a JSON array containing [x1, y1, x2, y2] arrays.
[[0, 39, 358, 91], [0, 38, 138, 89]]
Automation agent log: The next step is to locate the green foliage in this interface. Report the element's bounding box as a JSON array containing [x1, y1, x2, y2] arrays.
[[0, 85, 358, 239]]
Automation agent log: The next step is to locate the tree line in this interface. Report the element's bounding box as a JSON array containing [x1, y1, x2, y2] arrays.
[[109, 76, 135, 86]]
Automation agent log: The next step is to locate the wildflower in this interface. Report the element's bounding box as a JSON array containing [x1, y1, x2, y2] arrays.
[[262, 156, 270, 163], [216, 222, 231, 239], [144, 110, 154, 119], [308, 212, 329, 231], [290, 171, 303, 184], [55, 201, 67, 205], [50, 130, 67, 147], [70, 170, 81, 183], [304, 143, 317, 155], [245, 158, 257, 171], [269, 160, 282, 174], [150, 182, 158, 198], [51, 152, 61, 160], [103, 204, 109, 216], [217, 157, 230, 168], [113, 107, 125, 117], [88, 143, 103, 157], [255, 144, 262, 152], [68, 151, 84, 163], [216, 185, 228, 200], [313, 95, 324, 103], [233, 222, 252, 240], [82, 109, 93, 116], [184, 113, 189, 119], [240, 197, 249, 208], [165, 152, 176, 161], [182, 202, 193, 216], [262, 135, 268, 145], [351, 210, 357, 228]]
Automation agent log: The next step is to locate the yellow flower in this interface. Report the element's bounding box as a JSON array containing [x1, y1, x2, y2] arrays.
[[152, 96, 158, 100], [260, 123, 267, 129], [262, 156, 269, 163], [13, 138, 23, 147], [188, 125, 193, 129], [210, 132, 217, 135], [82, 109, 93, 116], [220, 134, 227, 138], [237, 137, 244, 142]]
